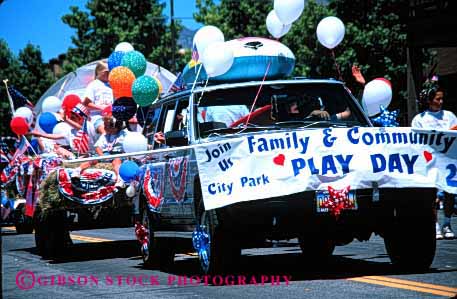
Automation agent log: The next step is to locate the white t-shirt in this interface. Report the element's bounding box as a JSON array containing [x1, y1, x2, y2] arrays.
[[94, 129, 128, 154], [205, 105, 250, 127], [83, 79, 114, 117], [52, 121, 97, 152], [411, 110, 457, 130]]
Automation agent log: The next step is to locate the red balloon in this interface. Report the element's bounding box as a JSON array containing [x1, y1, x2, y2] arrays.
[[10, 116, 30, 135], [62, 94, 81, 116]]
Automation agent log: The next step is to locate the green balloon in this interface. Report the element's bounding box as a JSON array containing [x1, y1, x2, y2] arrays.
[[121, 50, 147, 77], [132, 75, 159, 107]]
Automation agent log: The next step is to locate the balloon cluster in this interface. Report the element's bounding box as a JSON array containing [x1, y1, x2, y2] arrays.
[[371, 105, 399, 127], [193, 26, 234, 78], [108, 42, 161, 109], [266, 0, 304, 39]]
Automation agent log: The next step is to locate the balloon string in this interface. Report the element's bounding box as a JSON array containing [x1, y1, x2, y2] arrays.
[[331, 49, 344, 82], [196, 78, 209, 106], [243, 61, 271, 129]]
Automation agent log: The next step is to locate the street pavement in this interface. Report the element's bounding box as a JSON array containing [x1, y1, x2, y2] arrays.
[[1, 215, 456, 298]]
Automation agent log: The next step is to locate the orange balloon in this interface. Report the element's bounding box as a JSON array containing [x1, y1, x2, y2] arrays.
[[109, 66, 135, 99]]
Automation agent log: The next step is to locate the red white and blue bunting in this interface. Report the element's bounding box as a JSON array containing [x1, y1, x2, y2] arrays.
[[142, 163, 165, 212]]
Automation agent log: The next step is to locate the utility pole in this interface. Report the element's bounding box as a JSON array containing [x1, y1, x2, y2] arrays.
[[170, 0, 176, 73]]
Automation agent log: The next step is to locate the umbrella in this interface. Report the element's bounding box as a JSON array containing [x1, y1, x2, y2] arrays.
[[35, 60, 176, 115]]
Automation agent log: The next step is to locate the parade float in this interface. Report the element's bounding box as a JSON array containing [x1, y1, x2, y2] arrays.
[[2, 43, 176, 255]]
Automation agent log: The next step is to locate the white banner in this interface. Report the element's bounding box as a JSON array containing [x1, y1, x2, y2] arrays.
[[195, 127, 457, 210]]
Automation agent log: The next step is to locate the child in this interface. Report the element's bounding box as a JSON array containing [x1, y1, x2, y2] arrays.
[[72, 112, 127, 188], [83, 60, 113, 135]]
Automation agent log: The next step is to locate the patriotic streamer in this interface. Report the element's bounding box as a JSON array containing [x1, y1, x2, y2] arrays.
[[142, 164, 165, 212], [167, 157, 188, 202], [58, 168, 116, 205]]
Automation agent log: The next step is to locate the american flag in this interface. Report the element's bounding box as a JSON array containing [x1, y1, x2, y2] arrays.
[[191, 43, 199, 62], [0, 137, 16, 163], [7, 85, 36, 126], [10, 136, 29, 165], [73, 119, 90, 155], [8, 85, 35, 111], [168, 72, 185, 93]]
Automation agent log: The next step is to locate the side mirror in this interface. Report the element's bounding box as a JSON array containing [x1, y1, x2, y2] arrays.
[[164, 130, 188, 147]]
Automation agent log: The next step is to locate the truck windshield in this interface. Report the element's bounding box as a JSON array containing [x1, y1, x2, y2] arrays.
[[195, 82, 369, 138]]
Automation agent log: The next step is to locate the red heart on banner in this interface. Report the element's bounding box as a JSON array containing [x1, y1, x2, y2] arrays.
[[423, 151, 433, 163], [273, 154, 285, 166]]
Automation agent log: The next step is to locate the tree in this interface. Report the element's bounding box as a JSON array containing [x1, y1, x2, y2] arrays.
[[62, 0, 184, 72], [17, 44, 54, 103], [195, 0, 271, 39], [0, 40, 53, 136], [327, 0, 409, 110]]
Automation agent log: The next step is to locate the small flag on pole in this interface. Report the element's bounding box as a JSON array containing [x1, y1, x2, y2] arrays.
[[191, 43, 199, 62], [10, 136, 29, 165], [73, 119, 89, 155], [169, 72, 184, 93], [8, 85, 35, 110]]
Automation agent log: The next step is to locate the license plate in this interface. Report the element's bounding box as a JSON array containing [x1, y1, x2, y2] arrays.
[[316, 190, 357, 213]]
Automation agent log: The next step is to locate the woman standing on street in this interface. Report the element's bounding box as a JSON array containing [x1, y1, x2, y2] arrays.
[[411, 78, 457, 239]]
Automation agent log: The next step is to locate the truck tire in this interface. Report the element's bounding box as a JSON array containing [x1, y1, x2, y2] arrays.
[[14, 203, 34, 234], [141, 206, 175, 270], [383, 190, 436, 271], [196, 200, 241, 275], [34, 208, 70, 258]]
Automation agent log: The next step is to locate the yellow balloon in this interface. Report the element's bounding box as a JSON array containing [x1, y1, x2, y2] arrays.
[[153, 76, 163, 95]]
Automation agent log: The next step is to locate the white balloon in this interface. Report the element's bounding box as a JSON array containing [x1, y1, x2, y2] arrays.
[[193, 26, 225, 58], [14, 107, 34, 125], [126, 185, 136, 197], [123, 132, 148, 153], [42, 96, 62, 113], [274, 0, 305, 25], [316, 16, 345, 49], [201, 41, 234, 78], [266, 10, 292, 38], [362, 78, 393, 116], [115, 42, 134, 52]]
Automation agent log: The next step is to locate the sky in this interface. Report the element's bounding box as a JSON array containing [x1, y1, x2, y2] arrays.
[[0, 0, 202, 61]]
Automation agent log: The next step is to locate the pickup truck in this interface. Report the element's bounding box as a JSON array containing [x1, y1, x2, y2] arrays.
[[137, 78, 436, 275]]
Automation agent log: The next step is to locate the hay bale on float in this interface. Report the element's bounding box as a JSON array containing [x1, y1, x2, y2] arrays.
[[38, 162, 116, 216]]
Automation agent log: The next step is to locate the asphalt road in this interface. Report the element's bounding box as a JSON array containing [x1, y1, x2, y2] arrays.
[[2, 216, 457, 299]]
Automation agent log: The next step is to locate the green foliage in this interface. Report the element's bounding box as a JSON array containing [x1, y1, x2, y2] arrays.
[[62, 0, 181, 72], [195, 0, 272, 39]]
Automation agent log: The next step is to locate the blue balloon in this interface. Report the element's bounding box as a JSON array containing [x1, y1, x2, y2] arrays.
[[38, 112, 58, 133], [119, 160, 139, 182], [108, 51, 125, 71]]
